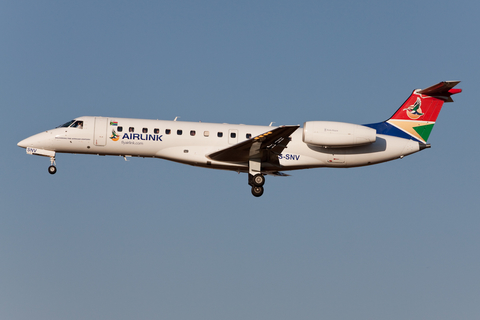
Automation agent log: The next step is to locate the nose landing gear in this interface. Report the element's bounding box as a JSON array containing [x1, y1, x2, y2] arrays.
[[48, 156, 57, 174]]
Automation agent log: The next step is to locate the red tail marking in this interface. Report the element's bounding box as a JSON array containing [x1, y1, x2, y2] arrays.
[[448, 88, 462, 95]]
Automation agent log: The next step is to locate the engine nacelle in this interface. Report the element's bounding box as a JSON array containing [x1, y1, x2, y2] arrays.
[[303, 121, 376, 148]]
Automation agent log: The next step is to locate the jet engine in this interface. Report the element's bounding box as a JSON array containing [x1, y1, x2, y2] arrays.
[[302, 121, 376, 148]]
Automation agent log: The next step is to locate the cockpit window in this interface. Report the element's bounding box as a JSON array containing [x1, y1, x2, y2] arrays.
[[57, 120, 75, 128], [56, 120, 83, 128], [71, 121, 83, 129]]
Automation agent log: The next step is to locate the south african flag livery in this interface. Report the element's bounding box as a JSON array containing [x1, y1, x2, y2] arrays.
[[365, 81, 461, 144]]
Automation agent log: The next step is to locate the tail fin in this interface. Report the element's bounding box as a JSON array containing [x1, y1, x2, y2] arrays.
[[365, 81, 462, 143]]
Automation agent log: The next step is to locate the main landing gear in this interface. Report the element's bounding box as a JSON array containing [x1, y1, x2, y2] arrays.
[[248, 156, 266, 197], [249, 173, 265, 197], [48, 156, 57, 175]]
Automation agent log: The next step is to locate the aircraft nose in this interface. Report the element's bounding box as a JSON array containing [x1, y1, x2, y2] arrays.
[[17, 132, 52, 149], [17, 137, 32, 148]]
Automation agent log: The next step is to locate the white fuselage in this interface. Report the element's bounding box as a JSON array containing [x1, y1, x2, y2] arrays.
[[18, 116, 421, 173]]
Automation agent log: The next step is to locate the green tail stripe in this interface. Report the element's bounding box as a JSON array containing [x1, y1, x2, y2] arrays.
[[413, 123, 434, 141]]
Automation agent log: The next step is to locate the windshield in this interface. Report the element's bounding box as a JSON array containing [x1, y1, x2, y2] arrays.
[[57, 120, 75, 128], [71, 120, 83, 129], [56, 120, 83, 128]]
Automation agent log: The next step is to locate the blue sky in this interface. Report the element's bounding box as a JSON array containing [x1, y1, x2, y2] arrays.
[[1, 1, 480, 319]]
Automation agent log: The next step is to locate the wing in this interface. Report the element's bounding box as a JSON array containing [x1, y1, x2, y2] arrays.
[[207, 125, 300, 167]]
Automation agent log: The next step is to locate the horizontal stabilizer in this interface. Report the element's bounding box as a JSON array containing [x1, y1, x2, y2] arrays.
[[417, 81, 462, 102]]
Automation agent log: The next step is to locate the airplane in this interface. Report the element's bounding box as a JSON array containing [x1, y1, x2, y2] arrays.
[[17, 81, 461, 197]]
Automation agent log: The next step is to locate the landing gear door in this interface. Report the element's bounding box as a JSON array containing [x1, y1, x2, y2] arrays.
[[94, 117, 108, 146]]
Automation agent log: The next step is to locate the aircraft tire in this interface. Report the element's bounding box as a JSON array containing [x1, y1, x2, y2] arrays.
[[251, 186, 264, 197], [252, 174, 265, 187], [48, 165, 57, 174]]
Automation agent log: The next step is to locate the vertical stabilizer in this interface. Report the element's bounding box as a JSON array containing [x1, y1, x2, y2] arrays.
[[365, 81, 461, 143]]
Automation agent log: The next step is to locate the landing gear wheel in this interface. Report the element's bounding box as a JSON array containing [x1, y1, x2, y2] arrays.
[[252, 174, 265, 187], [251, 186, 264, 197], [48, 165, 57, 174]]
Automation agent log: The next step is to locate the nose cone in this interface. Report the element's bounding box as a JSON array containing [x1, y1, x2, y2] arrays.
[[17, 131, 53, 150], [18, 137, 33, 148]]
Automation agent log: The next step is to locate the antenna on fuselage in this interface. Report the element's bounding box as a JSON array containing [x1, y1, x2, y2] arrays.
[[174, 116, 180, 121], [269, 122, 275, 126]]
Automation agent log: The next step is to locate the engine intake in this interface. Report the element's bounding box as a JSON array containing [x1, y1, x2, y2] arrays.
[[303, 121, 376, 148]]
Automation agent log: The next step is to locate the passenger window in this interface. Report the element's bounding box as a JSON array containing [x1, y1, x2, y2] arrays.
[[165, 129, 171, 134], [142, 128, 148, 133], [217, 132, 223, 138], [230, 132, 236, 138], [204, 131, 209, 137], [118, 126, 123, 132], [190, 130, 196, 136], [177, 129, 183, 135], [154, 128, 159, 134], [246, 133, 252, 139], [129, 127, 134, 132]]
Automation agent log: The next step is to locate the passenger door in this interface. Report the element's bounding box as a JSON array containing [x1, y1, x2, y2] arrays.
[[94, 117, 108, 146]]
